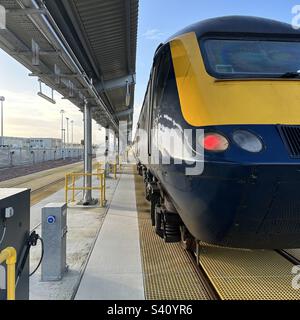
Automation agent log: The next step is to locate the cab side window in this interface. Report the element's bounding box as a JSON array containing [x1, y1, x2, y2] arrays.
[[152, 46, 171, 126], [148, 45, 171, 156]]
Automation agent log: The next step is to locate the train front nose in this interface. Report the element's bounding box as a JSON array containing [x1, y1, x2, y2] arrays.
[[176, 123, 300, 249], [184, 162, 300, 249], [221, 164, 300, 249]]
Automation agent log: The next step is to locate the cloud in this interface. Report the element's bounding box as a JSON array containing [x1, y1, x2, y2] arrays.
[[143, 29, 165, 40]]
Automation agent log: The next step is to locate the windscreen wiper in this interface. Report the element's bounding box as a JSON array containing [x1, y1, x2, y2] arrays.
[[280, 72, 300, 78]]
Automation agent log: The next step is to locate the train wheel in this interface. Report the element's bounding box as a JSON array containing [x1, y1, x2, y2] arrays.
[[150, 199, 156, 226], [155, 205, 164, 238], [145, 183, 151, 202], [138, 167, 143, 176], [180, 226, 194, 251], [163, 212, 181, 243], [137, 164, 143, 176], [154, 204, 181, 243], [147, 181, 161, 221]]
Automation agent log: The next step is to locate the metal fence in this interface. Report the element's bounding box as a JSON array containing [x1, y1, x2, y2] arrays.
[[0, 147, 83, 168]]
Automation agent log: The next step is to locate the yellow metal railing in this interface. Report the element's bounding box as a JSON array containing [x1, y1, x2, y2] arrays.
[[0, 247, 17, 300], [65, 172, 106, 207], [110, 163, 118, 180], [96, 161, 122, 180]]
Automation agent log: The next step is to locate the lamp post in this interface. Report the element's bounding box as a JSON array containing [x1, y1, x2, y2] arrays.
[[63, 128, 66, 159], [66, 117, 69, 147], [60, 110, 65, 145], [71, 120, 74, 148], [63, 129, 66, 147], [60, 109, 65, 159], [0, 96, 5, 147], [66, 117, 70, 159]]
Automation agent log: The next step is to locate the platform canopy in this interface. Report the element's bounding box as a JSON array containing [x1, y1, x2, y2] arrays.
[[0, 0, 139, 133]]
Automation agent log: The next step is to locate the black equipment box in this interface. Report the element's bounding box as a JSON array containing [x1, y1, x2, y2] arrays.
[[0, 188, 30, 300]]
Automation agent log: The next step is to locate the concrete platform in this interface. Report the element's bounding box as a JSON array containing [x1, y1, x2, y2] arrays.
[[28, 163, 145, 300], [75, 168, 145, 300], [76, 169, 145, 300]]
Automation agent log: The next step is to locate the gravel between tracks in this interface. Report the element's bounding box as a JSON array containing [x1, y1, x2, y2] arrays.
[[0, 159, 82, 182]]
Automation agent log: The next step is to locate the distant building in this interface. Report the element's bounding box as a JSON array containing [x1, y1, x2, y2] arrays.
[[29, 138, 62, 149], [1, 136, 82, 149], [1, 136, 62, 149], [2, 136, 30, 148]]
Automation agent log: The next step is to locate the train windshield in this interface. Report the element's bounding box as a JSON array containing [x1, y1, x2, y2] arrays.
[[203, 39, 300, 79]]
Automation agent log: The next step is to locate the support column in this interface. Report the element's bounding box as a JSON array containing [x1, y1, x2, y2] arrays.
[[83, 100, 93, 205], [117, 136, 120, 165], [105, 126, 110, 176], [119, 121, 128, 164], [113, 131, 117, 162]]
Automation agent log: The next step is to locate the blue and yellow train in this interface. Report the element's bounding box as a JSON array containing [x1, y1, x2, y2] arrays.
[[134, 16, 300, 249]]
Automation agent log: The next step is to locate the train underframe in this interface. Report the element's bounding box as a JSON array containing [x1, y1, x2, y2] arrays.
[[137, 162, 196, 253]]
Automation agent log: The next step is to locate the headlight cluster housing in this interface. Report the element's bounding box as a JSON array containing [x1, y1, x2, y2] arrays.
[[202, 130, 264, 153], [232, 130, 263, 153]]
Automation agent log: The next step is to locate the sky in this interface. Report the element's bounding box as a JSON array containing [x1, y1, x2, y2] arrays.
[[1, 0, 300, 143]]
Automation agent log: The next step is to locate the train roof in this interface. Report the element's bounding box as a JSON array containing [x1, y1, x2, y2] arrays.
[[168, 16, 300, 41]]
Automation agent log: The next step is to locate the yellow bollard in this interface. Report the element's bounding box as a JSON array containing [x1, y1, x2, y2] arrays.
[[0, 247, 17, 300]]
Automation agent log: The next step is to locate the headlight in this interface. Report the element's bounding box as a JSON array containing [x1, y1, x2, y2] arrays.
[[232, 130, 263, 153], [202, 133, 229, 152]]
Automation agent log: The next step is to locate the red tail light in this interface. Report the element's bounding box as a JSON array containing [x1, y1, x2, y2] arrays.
[[202, 133, 229, 152]]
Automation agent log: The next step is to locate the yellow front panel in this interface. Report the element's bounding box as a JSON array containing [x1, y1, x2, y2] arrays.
[[170, 32, 300, 127]]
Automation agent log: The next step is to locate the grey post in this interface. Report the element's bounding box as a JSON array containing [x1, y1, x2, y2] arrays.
[[41, 203, 67, 282], [105, 126, 110, 176], [66, 117, 69, 146], [113, 131, 117, 158], [71, 120, 74, 148], [117, 136, 120, 164], [83, 99, 93, 204], [0, 96, 5, 146], [60, 109, 65, 159]]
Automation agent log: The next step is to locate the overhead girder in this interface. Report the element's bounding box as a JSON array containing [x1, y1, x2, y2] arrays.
[[114, 108, 134, 119], [95, 74, 136, 92], [0, 0, 119, 131]]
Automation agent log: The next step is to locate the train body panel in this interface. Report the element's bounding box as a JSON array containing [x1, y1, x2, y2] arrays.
[[134, 16, 300, 249]]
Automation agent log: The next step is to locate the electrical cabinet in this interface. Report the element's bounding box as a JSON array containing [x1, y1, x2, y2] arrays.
[[41, 203, 67, 281], [0, 188, 30, 300]]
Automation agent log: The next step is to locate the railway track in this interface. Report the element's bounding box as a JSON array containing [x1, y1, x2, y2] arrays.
[[186, 244, 300, 300], [185, 250, 220, 300], [278, 249, 300, 266], [186, 241, 300, 300]]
